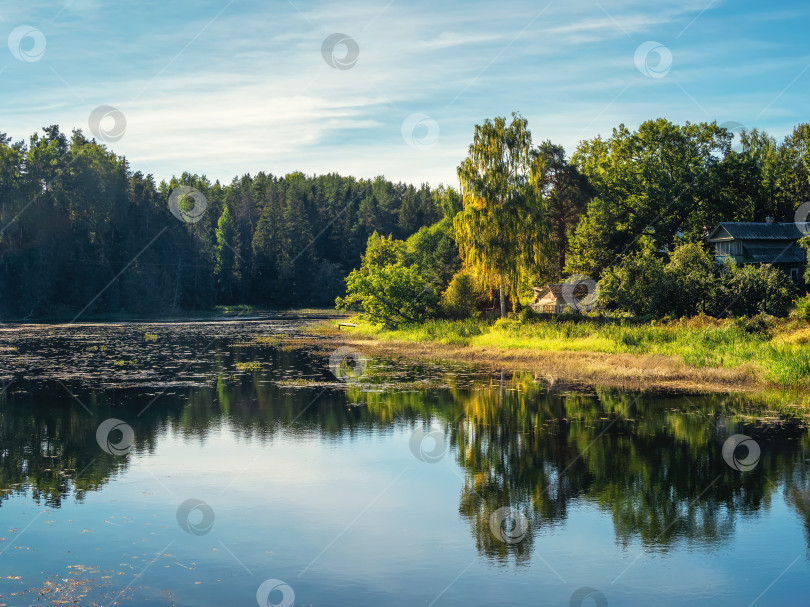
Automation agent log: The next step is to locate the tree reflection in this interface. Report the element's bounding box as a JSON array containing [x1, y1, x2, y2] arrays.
[[1, 367, 808, 563]]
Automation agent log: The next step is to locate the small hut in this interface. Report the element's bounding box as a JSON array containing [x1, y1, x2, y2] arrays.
[[530, 283, 588, 314]]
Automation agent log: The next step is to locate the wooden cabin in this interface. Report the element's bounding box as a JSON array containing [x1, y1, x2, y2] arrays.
[[707, 218, 808, 281], [530, 283, 589, 314]]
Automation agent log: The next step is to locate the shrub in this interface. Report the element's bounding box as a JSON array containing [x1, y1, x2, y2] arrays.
[[336, 231, 440, 327], [337, 262, 439, 327], [717, 260, 796, 317], [597, 247, 670, 316], [441, 270, 485, 319], [794, 293, 810, 321]]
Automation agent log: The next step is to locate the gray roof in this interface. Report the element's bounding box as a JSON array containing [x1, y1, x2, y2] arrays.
[[708, 222, 810, 242], [742, 242, 807, 264]]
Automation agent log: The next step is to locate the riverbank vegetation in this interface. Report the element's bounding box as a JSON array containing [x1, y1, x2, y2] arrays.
[[338, 114, 810, 328], [327, 313, 810, 391]]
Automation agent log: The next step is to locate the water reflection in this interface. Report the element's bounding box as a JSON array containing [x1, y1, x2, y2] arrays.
[[2, 360, 808, 565]]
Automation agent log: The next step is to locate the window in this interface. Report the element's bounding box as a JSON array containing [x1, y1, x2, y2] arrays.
[[791, 268, 799, 281]]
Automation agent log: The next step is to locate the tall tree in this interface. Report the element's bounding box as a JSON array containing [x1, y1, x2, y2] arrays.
[[568, 119, 730, 277], [455, 113, 548, 316], [533, 141, 591, 279]]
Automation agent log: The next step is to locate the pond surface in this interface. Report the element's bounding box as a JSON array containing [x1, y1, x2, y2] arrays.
[[1, 319, 809, 606]]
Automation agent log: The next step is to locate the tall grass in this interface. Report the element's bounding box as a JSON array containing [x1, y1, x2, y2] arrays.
[[345, 314, 810, 388]]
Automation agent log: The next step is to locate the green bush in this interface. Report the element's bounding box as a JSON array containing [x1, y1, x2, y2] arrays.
[[718, 260, 796, 317], [336, 231, 439, 327], [440, 270, 485, 319], [794, 293, 810, 321]]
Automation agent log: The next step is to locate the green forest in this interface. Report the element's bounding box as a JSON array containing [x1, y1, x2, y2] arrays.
[[3, 116, 810, 321], [339, 115, 810, 325], [0, 126, 440, 319]]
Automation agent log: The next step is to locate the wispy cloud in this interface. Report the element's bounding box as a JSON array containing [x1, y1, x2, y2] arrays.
[[0, 0, 807, 187]]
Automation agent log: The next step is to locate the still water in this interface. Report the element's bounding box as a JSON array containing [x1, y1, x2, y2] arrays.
[[0, 320, 809, 606]]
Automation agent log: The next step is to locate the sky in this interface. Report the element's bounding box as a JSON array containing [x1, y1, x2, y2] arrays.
[[1, 0, 809, 187]]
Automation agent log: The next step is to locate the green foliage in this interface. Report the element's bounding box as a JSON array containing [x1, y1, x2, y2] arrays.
[[441, 270, 485, 319], [362, 231, 406, 267], [534, 140, 591, 279], [598, 242, 796, 319], [801, 237, 810, 284], [404, 217, 461, 291], [0, 127, 441, 318], [664, 242, 717, 316], [718, 259, 796, 317], [336, 231, 438, 327], [455, 113, 549, 315], [337, 262, 438, 327], [794, 294, 810, 321], [598, 244, 670, 317], [569, 119, 738, 276]]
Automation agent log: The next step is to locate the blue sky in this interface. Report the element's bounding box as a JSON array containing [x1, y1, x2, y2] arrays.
[[1, 0, 809, 187]]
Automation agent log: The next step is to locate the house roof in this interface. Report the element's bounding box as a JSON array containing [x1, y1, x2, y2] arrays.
[[533, 283, 589, 301], [708, 222, 809, 242], [742, 242, 807, 264]]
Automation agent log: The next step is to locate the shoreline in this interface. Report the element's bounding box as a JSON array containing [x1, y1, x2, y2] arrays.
[[307, 319, 810, 407]]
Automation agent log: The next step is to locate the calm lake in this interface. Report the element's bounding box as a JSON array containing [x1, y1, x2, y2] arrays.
[[1, 318, 809, 606]]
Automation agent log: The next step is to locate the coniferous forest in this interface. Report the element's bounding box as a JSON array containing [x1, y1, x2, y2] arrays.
[[0, 126, 440, 318], [4, 119, 810, 320]]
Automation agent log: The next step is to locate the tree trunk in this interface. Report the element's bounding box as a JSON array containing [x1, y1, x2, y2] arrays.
[[499, 282, 506, 318]]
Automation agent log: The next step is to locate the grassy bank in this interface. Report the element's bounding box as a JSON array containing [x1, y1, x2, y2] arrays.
[[319, 314, 810, 393]]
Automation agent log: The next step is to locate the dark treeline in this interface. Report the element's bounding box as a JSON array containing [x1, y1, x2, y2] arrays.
[[0, 126, 441, 318]]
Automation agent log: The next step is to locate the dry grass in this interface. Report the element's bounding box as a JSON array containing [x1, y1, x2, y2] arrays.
[[309, 323, 761, 394]]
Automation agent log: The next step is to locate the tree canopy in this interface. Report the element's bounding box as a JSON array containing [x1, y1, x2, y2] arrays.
[[0, 126, 441, 318]]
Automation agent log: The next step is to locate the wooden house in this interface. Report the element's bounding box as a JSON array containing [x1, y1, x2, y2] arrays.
[[530, 283, 588, 314], [707, 218, 808, 281]]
